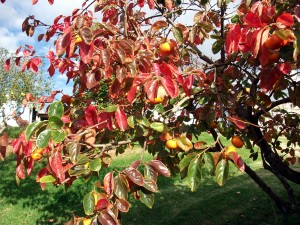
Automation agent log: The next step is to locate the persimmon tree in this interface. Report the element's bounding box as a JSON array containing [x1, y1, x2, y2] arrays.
[[1, 0, 300, 224]]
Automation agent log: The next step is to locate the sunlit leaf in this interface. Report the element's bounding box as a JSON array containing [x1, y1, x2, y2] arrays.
[[179, 153, 196, 172], [143, 177, 158, 192], [39, 175, 56, 183], [114, 174, 129, 200], [124, 167, 144, 186], [98, 209, 118, 225], [150, 122, 166, 132], [116, 199, 130, 213], [176, 136, 193, 152], [48, 101, 64, 118], [186, 156, 202, 192], [25, 121, 47, 142], [149, 160, 171, 177], [36, 129, 51, 148], [137, 190, 154, 208], [89, 158, 102, 172], [216, 159, 229, 186], [83, 192, 95, 215]]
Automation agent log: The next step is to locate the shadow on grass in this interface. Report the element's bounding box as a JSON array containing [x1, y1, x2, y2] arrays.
[[0, 155, 94, 225], [1, 154, 300, 225]]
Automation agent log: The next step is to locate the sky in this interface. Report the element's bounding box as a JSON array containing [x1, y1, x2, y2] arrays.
[[0, 0, 83, 96]]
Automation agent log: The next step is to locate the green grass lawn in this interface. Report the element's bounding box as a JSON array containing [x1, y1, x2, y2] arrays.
[[0, 133, 300, 225]]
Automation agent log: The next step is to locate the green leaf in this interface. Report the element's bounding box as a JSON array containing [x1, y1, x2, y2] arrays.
[[186, 156, 202, 192], [172, 27, 183, 44], [36, 129, 51, 148], [48, 101, 64, 118], [25, 121, 47, 141], [143, 177, 158, 192], [39, 175, 56, 183], [154, 104, 164, 113], [179, 153, 196, 172], [137, 190, 154, 208], [48, 116, 63, 129], [83, 192, 95, 215], [51, 130, 66, 143], [104, 105, 118, 112], [204, 152, 215, 175], [150, 122, 166, 132], [216, 159, 229, 186], [212, 40, 222, 54], [135, 115, 150, 127], [127, 116, 135, 128], [89, 158, 102, 172], [67, 142, 80, 164]]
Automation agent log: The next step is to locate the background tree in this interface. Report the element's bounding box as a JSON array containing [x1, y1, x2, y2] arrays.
[[1, 0, 300, 224], [0, 46, 52, 157]]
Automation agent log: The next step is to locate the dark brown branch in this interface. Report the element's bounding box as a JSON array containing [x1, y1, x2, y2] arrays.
[[191, 44, 214, 65], [255, 97, 291, 118]]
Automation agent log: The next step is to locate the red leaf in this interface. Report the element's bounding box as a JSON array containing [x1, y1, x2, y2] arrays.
[[109, 79, 121, 99], [165, 0, 173, 11], [27, 157, 35, 176], [182, 74, 194, 96], [95, 198, 110, 210], [98, 209, 118, 225], [30, 61, 38, 73], [160, 76, 179, 98], [138, 0, 145, 7], [295, 6, 300, 22], [147, 0, 155, 9], [250, 28, 269, 58], [80, 42, 94, 64], [24, 140, 33, 157], [244, 12, 262, 28], [225, 24, 241, 55], [36, 167, 49, 190], [48, 64, 55, 77], [149, 160, 171, 177], [103, 172, 114, 195], [144, 79, 159, 100], [0, 146, 6, 161], [123, 167, 144, 186], [4, 58, 10, 72], [61, 115, 71, 123], [49, 151, 65, 181], [0, 133, 8, 147], [227, 152, 245, 172], [85, 105, 98, 126], [127, 85, 137, 103], [15, 46, 22, 55], [46, 50, 55, 62], [277, 62, 291, 74], [152, 63, 161, 76], [31, 57, 42, 66], [116, 199, 130, 212], [276, 13, 294, 27], [259, 67, 283, 92], [115, 108, 127, 131], [16, 164, 26, 179], [227, 115, 247, 130]]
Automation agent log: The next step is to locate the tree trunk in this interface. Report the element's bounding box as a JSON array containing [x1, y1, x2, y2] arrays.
[[249, 125, 300, 184]]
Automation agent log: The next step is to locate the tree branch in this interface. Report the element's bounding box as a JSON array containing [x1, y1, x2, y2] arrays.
[[255, 97, 291, 118]]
